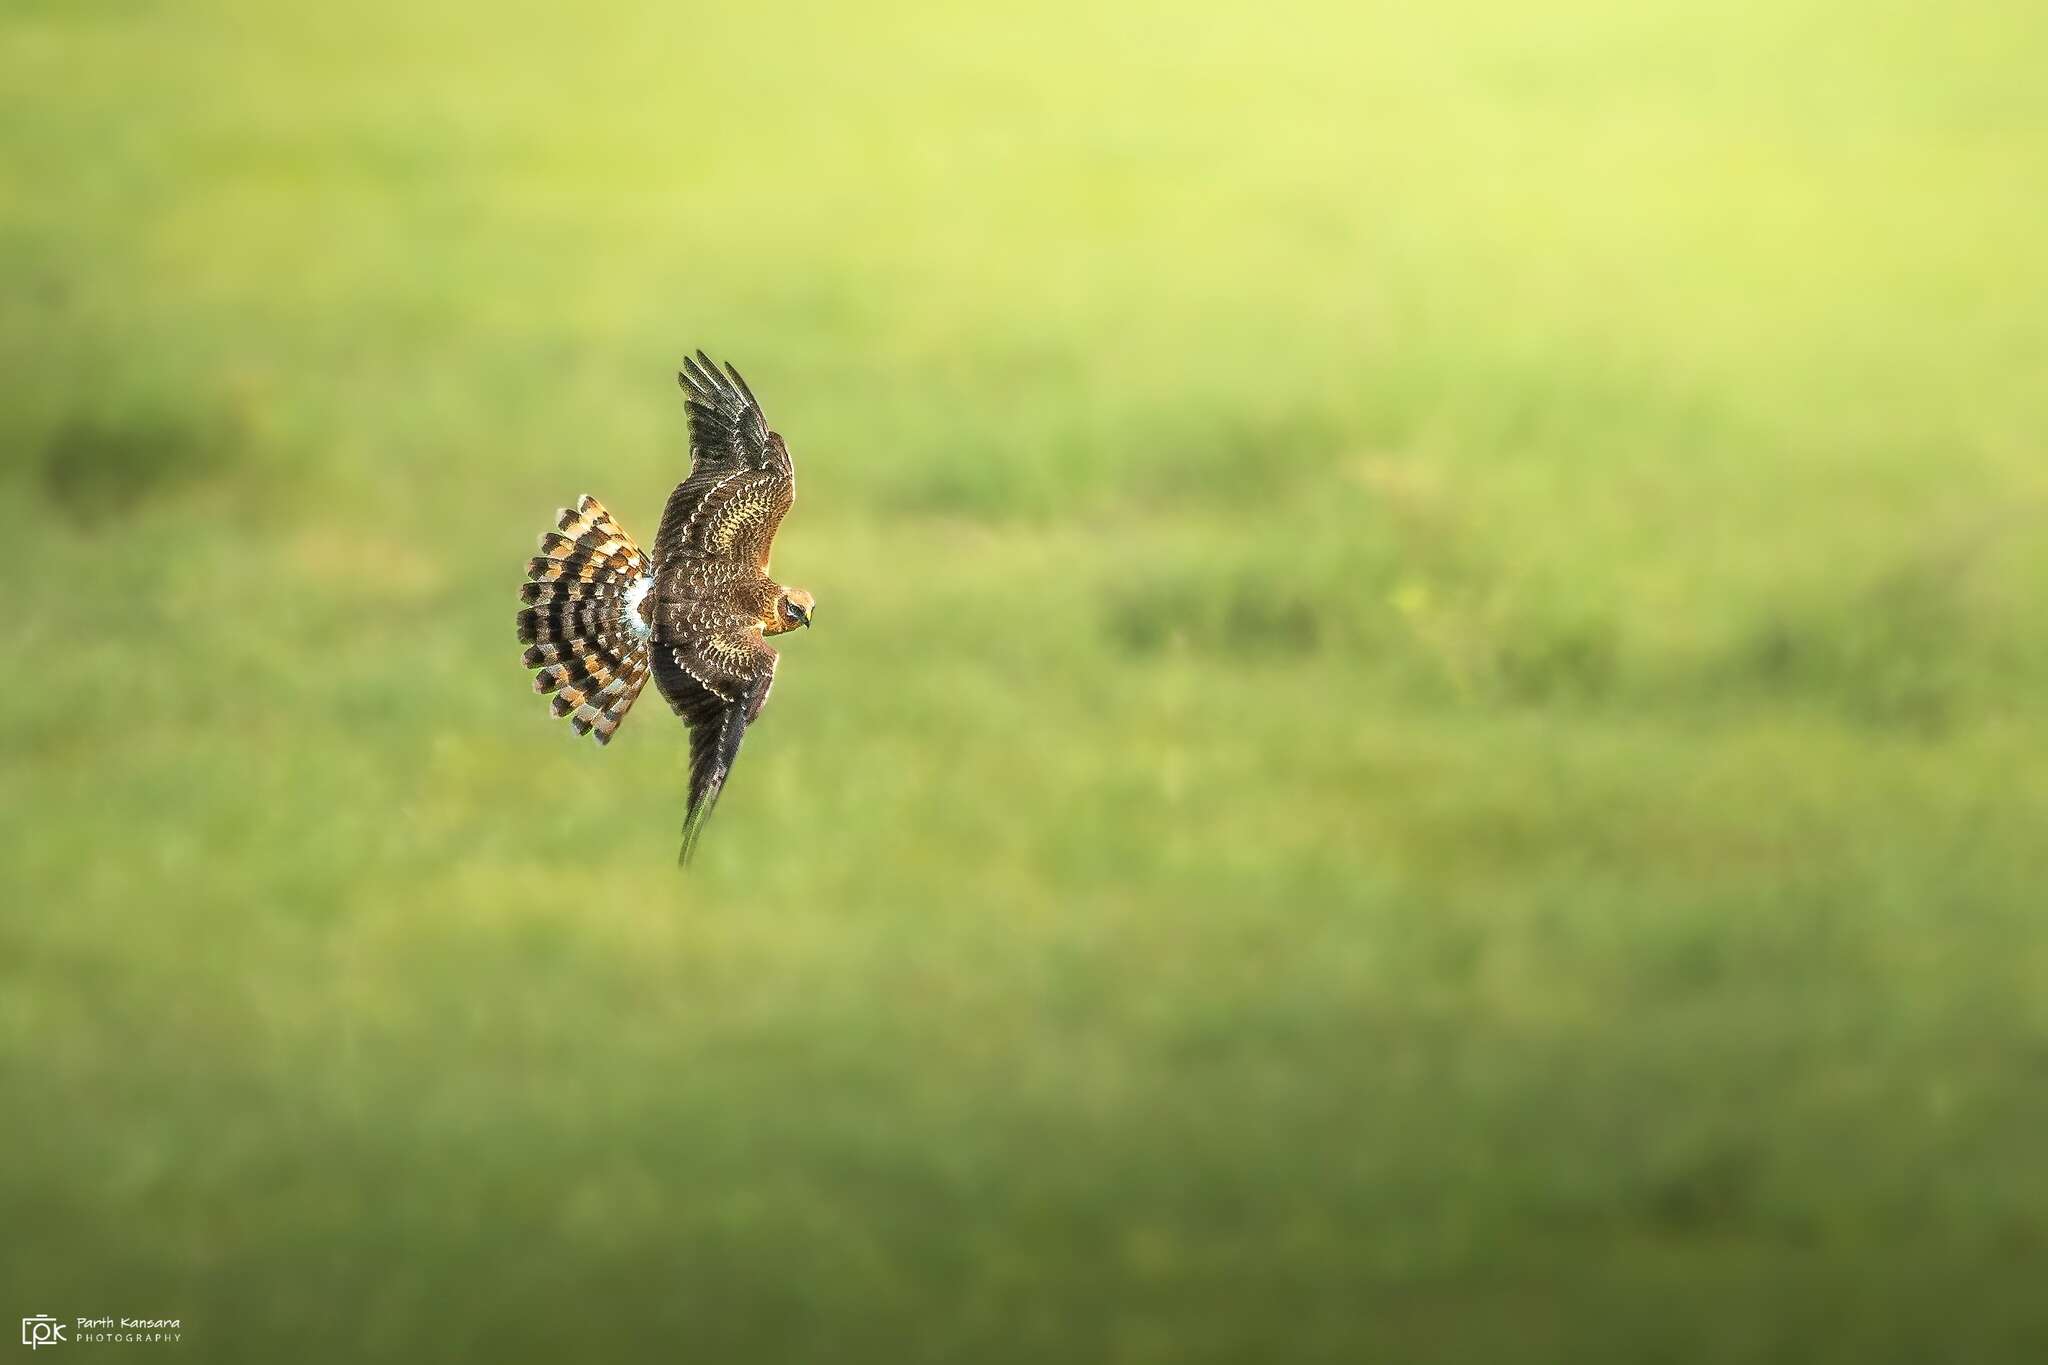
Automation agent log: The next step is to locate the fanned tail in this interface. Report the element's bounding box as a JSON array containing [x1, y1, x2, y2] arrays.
[[516, 494, 654, 745]]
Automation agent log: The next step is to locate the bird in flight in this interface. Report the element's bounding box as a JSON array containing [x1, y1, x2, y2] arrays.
[[516, 352, 815, 863]]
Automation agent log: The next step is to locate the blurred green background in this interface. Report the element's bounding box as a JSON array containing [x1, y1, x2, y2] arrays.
[[4, 0, 2046, 1359]]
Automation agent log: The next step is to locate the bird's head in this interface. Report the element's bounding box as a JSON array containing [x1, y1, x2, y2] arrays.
[[767, 587, 815, 635]]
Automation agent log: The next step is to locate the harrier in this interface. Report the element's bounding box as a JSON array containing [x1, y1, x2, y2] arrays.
[[516, 352, 814, 863]]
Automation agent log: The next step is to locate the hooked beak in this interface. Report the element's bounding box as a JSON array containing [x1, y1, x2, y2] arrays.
[[795, 604, 813, 628]]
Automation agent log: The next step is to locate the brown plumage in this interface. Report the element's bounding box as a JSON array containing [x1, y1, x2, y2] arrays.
[[515, 352, 814, 863]]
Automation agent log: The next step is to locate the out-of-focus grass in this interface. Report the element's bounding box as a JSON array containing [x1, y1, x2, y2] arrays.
[[4, 0, 2047, 1359]]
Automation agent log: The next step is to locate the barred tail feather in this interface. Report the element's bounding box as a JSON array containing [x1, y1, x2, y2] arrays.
[[517, 494, 654, 747]]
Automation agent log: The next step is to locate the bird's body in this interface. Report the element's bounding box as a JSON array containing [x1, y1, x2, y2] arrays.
[[516, 353, 813, 862]]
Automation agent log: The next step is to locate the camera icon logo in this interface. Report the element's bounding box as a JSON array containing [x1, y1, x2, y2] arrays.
[[21, 1316, 67, 1349]]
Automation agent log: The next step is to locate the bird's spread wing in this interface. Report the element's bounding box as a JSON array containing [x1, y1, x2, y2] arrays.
[[655, 352, 796, 572], [651, 619, 779, 863]]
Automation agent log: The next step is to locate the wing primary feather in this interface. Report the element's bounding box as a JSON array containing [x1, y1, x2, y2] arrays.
[[683, 352, 716, 404], [679, 354, 713, 397], [678, 702, 747, 866], [693, 349, 732, 402], [658, 658, 775, 868], [686, 399, 729, 436], [723, 361, 759, 411]]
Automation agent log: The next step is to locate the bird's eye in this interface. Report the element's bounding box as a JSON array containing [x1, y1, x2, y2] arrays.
[[783, 601, 801, 621]]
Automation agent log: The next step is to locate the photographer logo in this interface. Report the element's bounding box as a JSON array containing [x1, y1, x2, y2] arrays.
[[21, 1316, 66, 1349], [17, 1315, 183, 1348]]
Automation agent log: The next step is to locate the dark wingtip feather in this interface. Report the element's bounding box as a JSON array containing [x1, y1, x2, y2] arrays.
[[723, 360, 758, 409], [681, 351, 721, 401], [677, 783, 710, 866], [678, 799, 715, 867], [674, 702, 750, 867]]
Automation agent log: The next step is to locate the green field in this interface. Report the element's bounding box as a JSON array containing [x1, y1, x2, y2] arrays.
[[4, 0, 2047, 1358]]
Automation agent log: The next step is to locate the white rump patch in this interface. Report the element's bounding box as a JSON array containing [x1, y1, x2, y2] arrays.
[[622, 576, 655, 639]]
